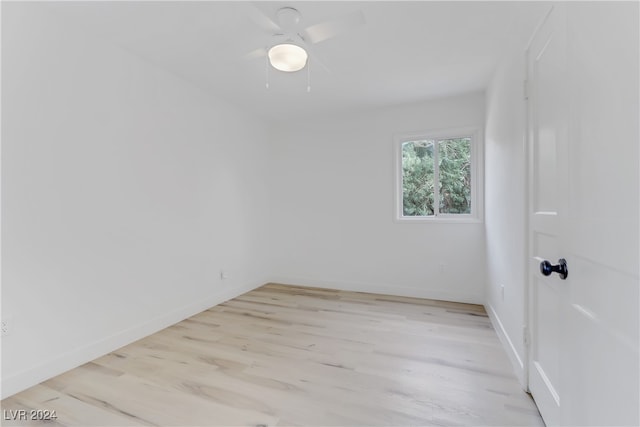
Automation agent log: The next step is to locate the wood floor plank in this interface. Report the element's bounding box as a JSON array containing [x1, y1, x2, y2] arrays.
[[1, 283, 543, 426]]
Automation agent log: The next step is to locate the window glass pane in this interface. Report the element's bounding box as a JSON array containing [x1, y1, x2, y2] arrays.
[[402, 140, 435, 216], [438, 137, 471, 214]]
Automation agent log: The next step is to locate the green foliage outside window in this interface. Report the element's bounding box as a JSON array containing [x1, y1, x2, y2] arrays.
[[402, 137, 471, 216]]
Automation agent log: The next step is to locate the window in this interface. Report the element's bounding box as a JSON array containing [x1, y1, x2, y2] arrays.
[[395, 127, 482, 222]]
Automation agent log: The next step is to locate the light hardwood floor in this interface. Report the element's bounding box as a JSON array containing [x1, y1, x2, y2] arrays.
[[1, 284, 543, 426]]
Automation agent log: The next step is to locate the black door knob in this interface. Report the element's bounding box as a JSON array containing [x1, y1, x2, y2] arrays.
[[540, 258, 568, 280]]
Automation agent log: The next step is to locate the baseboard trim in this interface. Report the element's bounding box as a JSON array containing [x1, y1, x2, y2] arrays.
[[486, 302, 526, 388], [1, 280, 264, 400], [269, 275, 484, 305]]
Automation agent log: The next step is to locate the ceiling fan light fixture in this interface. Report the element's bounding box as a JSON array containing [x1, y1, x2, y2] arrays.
[[268, 43, 308, 72]]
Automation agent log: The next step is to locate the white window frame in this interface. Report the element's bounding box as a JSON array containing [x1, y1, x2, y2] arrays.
[[394, 126, 484, 223]]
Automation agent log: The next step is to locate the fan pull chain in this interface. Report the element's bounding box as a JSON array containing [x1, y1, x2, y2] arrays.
[[265, 53, 270, 89], [307, 60, 311, 93]]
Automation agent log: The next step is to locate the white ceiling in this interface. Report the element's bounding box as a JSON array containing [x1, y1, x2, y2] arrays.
[[45, 1, 550, 122]]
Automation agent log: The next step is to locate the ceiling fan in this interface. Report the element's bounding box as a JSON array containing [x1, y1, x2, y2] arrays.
[[244, 3, 366, 75]]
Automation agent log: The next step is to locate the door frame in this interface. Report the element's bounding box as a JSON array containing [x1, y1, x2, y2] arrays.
[[523, 3, 555, 395]]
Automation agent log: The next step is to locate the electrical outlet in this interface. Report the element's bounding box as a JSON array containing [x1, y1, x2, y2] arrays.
[[220, 270, 230, 280], [1, 316, 12, 337], [438, 263, 446, 273]]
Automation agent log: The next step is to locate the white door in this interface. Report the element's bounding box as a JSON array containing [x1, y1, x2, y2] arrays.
[[527, 3, 639, 426]]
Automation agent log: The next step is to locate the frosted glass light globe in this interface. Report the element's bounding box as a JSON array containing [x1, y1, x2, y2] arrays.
[[268, 43, 308, 72]]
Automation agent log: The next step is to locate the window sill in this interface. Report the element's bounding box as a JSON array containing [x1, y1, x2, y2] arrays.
[[394, 216, 483, 224]]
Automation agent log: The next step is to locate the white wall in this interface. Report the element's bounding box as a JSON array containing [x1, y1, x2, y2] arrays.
[[484, 51, 529, 385], [268, 93, 486, 303], [1, 3, 270, 398]]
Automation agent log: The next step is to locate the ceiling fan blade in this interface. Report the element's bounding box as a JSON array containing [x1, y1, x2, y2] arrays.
[[244, 1, 281, 33], [243, 47, 267, 61], [306, 48, 331, 74], [303, 9, 365, 44]]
